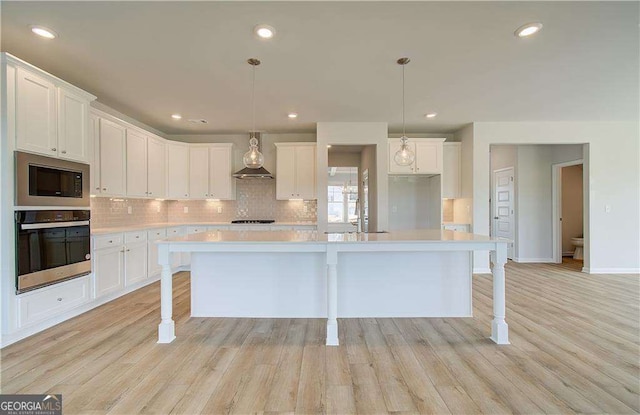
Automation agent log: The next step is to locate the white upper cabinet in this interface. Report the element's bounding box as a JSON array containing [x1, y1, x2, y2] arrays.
[[10, 57, 95, 163], [442, 143, 461, 199], [89, 112, 100, 194], [97, 118, 126, 196], [167, 142, 190, 199], [209, 144, 235, 200], [57, 88, 90, 162], [15, 68, 57, 157], [147, 136, 166, 198], [388, 138, 445, 174], [189, 146, 210, 199], [125, 129, 148, 197], [275, 143, 317, 200]]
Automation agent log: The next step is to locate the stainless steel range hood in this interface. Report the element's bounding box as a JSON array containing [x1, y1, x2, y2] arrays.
[[233, 132, 274, 179]]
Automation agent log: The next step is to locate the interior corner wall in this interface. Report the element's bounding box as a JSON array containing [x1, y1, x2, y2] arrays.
[[473, 122, 640, 273], [453, 124, 474, 227], [316, 122, 388, 233]]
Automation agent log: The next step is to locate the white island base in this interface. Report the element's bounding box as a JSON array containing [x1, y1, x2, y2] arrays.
[[156, 230, 510, 346]]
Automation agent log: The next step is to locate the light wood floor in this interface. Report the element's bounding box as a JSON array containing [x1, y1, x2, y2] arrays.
[[1, 262, 638, 414]]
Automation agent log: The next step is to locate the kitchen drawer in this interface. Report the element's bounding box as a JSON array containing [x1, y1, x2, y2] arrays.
[[125, 230, 147, 244], [93, 234, 124, 250], [18, 276, 90, 328], [148, 228, 167, 241], [167, 226, 185, 237], [186, 226, 208, 234]]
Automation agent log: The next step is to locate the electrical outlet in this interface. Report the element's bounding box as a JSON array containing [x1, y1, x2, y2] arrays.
[[605, 204, 611, 213], [217, 206, 222, 214], [392, 205, 398, 213], [127, 206, 132, 214], [184, 206, 189, 214]]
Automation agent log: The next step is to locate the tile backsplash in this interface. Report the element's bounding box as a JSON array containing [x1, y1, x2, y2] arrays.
[[91, 180, 317, 229], [167, 180, 317, 223], [90, 197, 168, 228]]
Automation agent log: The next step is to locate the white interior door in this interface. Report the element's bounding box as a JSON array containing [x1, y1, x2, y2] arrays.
[[493, 168, 515, 259]]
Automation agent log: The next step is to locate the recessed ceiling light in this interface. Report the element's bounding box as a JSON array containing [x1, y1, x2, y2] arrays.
[[30, 25, 57, 39], [514, 22, 543, 38], [288, 112, 298, 119], [425, 112, 438, 119], [171, 114, 182, 120], [254, 24, 275, 39]]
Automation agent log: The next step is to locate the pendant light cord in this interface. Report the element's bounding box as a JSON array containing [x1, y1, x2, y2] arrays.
[[402, 62, 406, 138], [251, 63, 256, 138]]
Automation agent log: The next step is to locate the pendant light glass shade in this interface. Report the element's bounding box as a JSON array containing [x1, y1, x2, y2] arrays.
[[394, 136, 415, 166], [394, 57, 415, 167], [243, 135, 265, 168], [244, 58, 264, 169]]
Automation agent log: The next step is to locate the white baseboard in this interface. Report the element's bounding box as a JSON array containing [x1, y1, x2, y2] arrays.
[[512, 257, 555, 263], [473, 267, 492, 274], [562, 251, 575, 256], [584, 267, 640, 274]]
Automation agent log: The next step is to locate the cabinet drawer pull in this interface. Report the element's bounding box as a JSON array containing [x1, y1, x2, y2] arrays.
[[61, 150, 67, 154], [126, 249, 131, 252], [102, 188, 107, 191], [96, 187, 100, 190], [51, 147, 57, 152], [108, 240, 113, 243], [57, 297, 62, 302]]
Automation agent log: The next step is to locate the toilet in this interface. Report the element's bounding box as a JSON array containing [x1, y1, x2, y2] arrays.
[[571, 237, 584, 260]]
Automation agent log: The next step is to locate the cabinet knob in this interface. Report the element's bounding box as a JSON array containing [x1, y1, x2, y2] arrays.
[[57, 297, 63, 302], [102, 188, 107, 191], [61, 150, 67, 154], [149, 192, 152, 195], [108, 240, 113, 243], [126, 249, 131, 252], [51, 148, 57, 152], [96, 187, 100, 190], [185, 194, 188, 197]]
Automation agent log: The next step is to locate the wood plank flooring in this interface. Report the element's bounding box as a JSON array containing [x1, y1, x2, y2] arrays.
[[1, 261, 638, 414]]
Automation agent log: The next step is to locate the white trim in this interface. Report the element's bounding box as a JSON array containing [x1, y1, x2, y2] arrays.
[[491, 166, 515, 259], [513, 257, 555, 263], [552, 159, 583, 264], [585, 268, 640, 274], [473, 267, 492, 274]]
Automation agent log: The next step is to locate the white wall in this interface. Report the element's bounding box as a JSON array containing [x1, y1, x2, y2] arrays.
[[316, 122, 388, 233], [388, 175, 440, 231], [562, 164, 584, 254], [472, 122, 639, 274], [453, 124, 474, 225], [360, 145, 378, 232]]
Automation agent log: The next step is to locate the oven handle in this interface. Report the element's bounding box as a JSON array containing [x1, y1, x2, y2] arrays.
[[21, 220, 90, 230]]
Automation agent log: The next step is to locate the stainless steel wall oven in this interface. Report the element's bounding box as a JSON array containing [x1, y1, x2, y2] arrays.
[[16, 210, 91, 293]]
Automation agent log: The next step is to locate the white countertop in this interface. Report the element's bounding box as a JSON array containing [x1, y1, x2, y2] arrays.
[[158, 229, 506, 244], [91, 221, 318, 235]]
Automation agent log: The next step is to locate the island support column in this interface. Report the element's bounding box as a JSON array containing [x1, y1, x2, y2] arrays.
[[326, 246, 339, 346], [490, 242, 509, 344], [157, 244, 176, 343]]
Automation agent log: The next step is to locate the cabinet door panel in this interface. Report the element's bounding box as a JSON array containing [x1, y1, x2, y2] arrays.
[[90, 113, 100, 195], [126, 129, 148, 197], [16, 68, 57, 156], [98, 119, 126, 196], [415, 142, 442, 174], [94, 247, 124, 298], [295, 145, 316, 199], [276, 146, 296, 199], [442, 144, 461, 198], [147, 137, 166, 198], [58, 88, 89, 162], [125, 243, 147, 286], [209, 146, 234, 200], [189, 147, 209, 199], [167, 143, 190, 199]]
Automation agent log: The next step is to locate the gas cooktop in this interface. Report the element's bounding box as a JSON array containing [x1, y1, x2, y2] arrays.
[[231, 220, 275, 224]]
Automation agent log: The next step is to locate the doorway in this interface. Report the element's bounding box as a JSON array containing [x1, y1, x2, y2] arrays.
[[552, 159, 584, 264], [492, 167, 515, 259]]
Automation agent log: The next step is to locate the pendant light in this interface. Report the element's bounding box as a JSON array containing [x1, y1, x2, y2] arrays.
[[394, 57, 415, 166], [242, 58, 265, 169]]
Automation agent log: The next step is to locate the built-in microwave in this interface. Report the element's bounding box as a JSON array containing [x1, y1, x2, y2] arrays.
[[15, 151, 90, 207]]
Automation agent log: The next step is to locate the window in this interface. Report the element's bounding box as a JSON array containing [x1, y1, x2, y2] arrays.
[[327, 184, 358, 223]]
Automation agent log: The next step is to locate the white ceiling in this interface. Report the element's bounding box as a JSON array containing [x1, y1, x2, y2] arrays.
[[2, 1, 638, 136]]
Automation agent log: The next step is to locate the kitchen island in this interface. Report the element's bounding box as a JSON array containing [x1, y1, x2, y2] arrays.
[[156, 229, 509, 346]]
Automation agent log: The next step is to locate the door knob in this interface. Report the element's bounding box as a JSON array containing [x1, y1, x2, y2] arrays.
[[494, 216, 499, 220]]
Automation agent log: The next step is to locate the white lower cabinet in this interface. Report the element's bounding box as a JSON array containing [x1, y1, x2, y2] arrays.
[[93, 245, 125, 298], [124, 242, 147, 286], [167, 227, 187, 269], [147, 228, 167, 277], [17, 275, 90, 328]]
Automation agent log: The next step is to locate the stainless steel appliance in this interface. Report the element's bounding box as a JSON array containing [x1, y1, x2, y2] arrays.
[[15, 151, 90, 207], [15, 210, 91, 293]]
